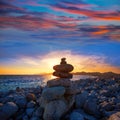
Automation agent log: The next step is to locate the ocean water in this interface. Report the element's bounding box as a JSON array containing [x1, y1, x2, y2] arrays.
[[0, 75, 95, 91]]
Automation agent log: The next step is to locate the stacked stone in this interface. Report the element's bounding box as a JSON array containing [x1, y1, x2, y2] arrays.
[[53, 58, 74, 78], [39, 58, 75, 120]]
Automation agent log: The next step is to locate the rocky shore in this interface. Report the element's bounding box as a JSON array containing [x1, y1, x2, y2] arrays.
[[0, 77, 120, 120]]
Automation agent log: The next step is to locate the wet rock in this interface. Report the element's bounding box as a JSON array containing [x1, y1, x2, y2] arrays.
[[41, 86, 65, 101], [43, 99, 67, 120], [26, 108, 34, 117], [14, 95, 27, 108], [75, 91, 88, 108], [32, 107, 43, 118], [84, 99, 100, 117], [70, 111, 84, 120], [0, 102, 18, 120], [27, 101, 36, 108], [22, 115, 29, 120], [30, 117, 40, 120]]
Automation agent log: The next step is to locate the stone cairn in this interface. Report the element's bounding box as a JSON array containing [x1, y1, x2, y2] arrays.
[[53, 58, 74, 78], [39, 58, 78, 120]]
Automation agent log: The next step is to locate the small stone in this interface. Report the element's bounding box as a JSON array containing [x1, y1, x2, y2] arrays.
[[30, 117, 40, 120], [33, 107, 44, 118], [26, 93, 36, 101], [26, 108, 34, 117], [23, 115, 29, 120], [27, 101, 36, 108], [14, 95, 27, 108], [70, 111, 84, 120]]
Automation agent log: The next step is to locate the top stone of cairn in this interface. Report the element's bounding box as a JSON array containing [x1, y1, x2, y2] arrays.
[[53, 58, 74, 78]]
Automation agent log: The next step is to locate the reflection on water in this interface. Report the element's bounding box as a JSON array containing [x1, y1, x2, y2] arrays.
[[0, 74, 95, 91]]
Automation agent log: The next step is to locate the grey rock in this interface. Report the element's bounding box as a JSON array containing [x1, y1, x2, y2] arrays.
[[84, 99, 100, 117], [33, 107, 43, 118], [26, 108, 34, 117], [27, 101, 36, 108], [42, 86, 65, 101], [47, 78, 71, 87], [30, 117, 40, 120], [22, 115, 29, 120], [14, 95, 27, 108], [75, 91, 88, 108], [0, 102, 18, 120], [43, 99, 67, 120], [70, 111, 84, 120]]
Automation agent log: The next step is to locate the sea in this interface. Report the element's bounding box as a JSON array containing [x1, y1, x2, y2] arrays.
[[0, 75, 95, 92]]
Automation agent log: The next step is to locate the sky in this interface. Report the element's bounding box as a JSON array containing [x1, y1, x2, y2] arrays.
[[0, 0, 120, 74]]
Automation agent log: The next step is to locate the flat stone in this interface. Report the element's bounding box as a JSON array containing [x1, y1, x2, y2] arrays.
[[53, 64, 74, 73], [47, 78, 71, 87], [53, 72, 73, 78], [41, 86, 65, 102]]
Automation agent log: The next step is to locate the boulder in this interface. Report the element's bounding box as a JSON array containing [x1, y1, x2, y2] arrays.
[[0, 102, 18, 120], [43, 99, 67, 120], [70, 111, 84, 120], [47, 78, 71, 87], [108, 112, 120, 120], [75, 91, 88, 108], [41, 86, 65, 102], [53, 64, 74, 72]]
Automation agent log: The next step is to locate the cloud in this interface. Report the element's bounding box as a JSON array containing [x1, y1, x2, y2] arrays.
[[51, 3, 120, 21], [1, 50, 120, 74]]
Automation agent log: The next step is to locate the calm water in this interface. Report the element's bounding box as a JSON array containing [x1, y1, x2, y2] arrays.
[[0, 75, 95, 91]]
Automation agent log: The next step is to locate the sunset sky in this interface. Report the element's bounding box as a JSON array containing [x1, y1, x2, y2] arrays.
[[0, 0, 120, 74]]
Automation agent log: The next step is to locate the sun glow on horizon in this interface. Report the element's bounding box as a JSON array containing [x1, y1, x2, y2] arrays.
[[0, 50, 120, 75]]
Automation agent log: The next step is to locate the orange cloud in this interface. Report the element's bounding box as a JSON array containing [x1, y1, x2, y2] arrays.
[[51, 6, 120, 21]]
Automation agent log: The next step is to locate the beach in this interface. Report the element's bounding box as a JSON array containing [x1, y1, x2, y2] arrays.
[[0, 76, 120, 120]]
